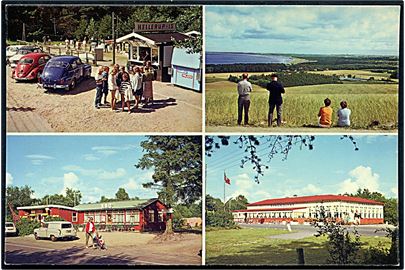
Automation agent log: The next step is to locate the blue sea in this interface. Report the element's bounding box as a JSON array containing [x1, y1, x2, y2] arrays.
[[206, 52, 293, 65]]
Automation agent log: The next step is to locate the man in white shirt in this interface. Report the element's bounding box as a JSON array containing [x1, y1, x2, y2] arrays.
[[237, 73, 252, 125]]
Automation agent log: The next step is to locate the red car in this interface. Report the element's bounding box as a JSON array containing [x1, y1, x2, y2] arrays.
[[12, 53, 51, 82]]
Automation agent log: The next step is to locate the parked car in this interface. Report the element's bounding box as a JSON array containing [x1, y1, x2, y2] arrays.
[[9, 46, 43, 68], [6, 45, 24, 64], [39, 55, 92, 91], [5, 222, 17, 236], [12, 53, 51, 82], [34, 221, 77, 241]]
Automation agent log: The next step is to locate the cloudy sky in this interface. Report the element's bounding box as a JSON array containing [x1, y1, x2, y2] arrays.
[[206, 135, 398, 203], [6, 136, 159, 203], [206, 6, 400, 55]]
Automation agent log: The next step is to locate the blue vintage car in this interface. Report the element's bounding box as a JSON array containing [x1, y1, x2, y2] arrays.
[[40, 56, 92, 90]]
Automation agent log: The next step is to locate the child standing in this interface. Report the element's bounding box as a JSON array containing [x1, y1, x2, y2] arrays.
[[318, 98, 333, 128], [337, 100, 351, 127], [131, 66, 143, 110], [118, 72, 133, 113]]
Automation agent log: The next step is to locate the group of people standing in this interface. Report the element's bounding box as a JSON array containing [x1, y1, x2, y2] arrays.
[[94, 61, 155, 113], [236, 73, 351, 128]]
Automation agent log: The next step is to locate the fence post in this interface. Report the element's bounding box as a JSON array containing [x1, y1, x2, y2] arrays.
[[59, 47, 61, 55], [296, 248, 305, 265], [86, 52, 89, 63]]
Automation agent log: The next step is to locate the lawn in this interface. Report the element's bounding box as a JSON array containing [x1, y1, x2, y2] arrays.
[[205, 80, 398, 129], [205, 228, 392, 265]]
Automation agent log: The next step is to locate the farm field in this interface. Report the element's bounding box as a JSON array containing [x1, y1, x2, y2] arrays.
[[205, 77, 398, 130], [308, 69, 394, 81], [205, 228, 391, 265]]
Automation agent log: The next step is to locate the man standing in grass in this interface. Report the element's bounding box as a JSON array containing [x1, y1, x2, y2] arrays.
[[267, 74, 285, 127], [237, 73, 252, 125]]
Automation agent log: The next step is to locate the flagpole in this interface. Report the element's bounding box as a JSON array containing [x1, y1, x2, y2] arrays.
[[224, 171, 226, 211]]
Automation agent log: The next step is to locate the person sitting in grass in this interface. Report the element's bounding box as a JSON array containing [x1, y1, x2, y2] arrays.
[[337, 100, 351, 127], [318, 98, 333, 128]]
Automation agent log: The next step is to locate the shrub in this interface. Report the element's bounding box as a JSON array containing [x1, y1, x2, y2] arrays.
[[15, 219, 41, 236], [44, 216, 65, 222], [206, 210, 238, 229]]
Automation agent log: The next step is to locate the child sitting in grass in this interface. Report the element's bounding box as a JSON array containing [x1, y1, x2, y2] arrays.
[[318, 98, 333, 128], [337, 100, 351, 127]]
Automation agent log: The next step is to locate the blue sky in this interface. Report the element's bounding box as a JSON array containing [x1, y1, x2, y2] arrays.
[[6, 136, 159, 203], [206, 135, 398, 203], [206, 6, 400, 55]]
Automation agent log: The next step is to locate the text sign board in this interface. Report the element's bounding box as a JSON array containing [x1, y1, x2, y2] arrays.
[[134, 22, 176, 32]]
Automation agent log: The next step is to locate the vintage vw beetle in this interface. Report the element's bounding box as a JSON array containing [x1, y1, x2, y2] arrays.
[[12, 53, 51, 82]]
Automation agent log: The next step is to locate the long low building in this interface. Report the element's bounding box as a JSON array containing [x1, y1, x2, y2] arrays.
[[232, 194, 384, 225], [17, 198, 168, 231]]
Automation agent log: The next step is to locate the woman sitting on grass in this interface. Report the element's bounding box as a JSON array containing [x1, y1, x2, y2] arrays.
[[337, 100, 351, 127]]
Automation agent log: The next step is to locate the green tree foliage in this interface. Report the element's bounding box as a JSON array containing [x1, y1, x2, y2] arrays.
[[115, 188, 130, 201], [229, 72, 341, 88], [6, 6, 202, 44], [362, 227, 399, 265], [15, 219, 41, 236], [6, 185, 36, 218], [206, 195, 238, 228], [40, 188, 82, 207], [225, 195, 249, 211], [206, 55, 398, 73], [349, 188, 398, 225], [136, 136, 202, 207]]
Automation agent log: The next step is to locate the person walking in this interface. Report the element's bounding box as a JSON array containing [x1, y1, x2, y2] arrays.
[[267, 74, 285, 127], [237, 73, 252, 125], [85, 217, 96, 248]]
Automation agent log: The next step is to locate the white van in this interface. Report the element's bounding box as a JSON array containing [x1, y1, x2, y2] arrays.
[[34, 221, 77, 241]]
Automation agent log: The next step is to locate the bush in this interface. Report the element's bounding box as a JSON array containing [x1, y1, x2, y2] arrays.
[[15, 219, 41, 236], [44, 216, 65, 222], [363, 227, 399, 265], [206, 210, 238, 228]]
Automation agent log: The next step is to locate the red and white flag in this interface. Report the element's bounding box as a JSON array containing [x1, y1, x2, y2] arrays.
[[224, 172, 231, 185]]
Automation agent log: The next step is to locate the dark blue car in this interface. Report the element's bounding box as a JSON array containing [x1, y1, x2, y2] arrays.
[[40, 56, 92, 90]]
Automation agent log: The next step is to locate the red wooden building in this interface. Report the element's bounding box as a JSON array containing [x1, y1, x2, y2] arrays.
[[17, 198, 169, 232]]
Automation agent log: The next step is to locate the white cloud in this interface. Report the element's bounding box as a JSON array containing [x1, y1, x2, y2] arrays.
[[91, 145, 136, 156], [62, 165, 126, 180], [338, 166, 380, 194], [99, 168, 126, 180], [83, 154, 101, 161], [282, 183, 322, 197], [26, 154, 55, 165], [61, 172, 79, 195], [6, 172, 13, 186], [390, 187, 398, 197], [121, 178, 138, 190]]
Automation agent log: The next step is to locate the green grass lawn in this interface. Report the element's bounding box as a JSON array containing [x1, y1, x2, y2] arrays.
[[205, 80, 398, 129], [206, 228, 392, 265]]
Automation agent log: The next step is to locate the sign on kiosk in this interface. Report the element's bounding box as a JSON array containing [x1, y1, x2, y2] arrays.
[[134, 22, 176, 32]]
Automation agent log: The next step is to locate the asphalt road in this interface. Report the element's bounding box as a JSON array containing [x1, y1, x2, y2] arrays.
[[239, 223, 392, 239]]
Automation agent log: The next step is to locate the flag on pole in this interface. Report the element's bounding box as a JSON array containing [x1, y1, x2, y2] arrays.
[[224, 172, 231, 185]]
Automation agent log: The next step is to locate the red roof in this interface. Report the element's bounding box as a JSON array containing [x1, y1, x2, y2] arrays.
[[248, 194, 384, 206], [232, 207, 307, 213]]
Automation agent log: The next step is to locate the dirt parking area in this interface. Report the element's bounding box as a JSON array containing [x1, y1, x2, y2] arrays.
[[6, 66, 202, 132], [5, 231, 202, 265]]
